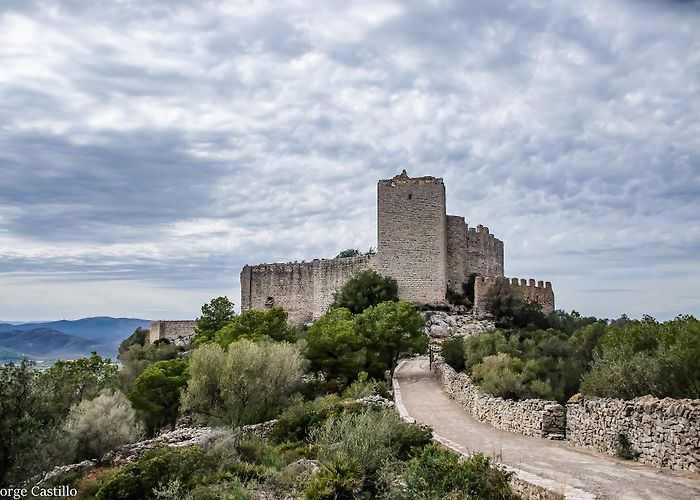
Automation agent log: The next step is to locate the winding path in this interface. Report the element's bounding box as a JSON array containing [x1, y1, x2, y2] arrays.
[[394, 357, 700, 500]]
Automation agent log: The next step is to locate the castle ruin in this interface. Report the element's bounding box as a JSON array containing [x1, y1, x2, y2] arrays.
[[241, 171, 554, 324]]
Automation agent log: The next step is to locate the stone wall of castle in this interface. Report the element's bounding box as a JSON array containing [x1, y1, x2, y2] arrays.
[[241, 172, 553, 324], [446, 217, 504, 291], [567, 395, 700, 472], [473, 276, 554, 316], [376, 173, 448, 304], [465, 225, 504, 277], [241, 255, 374, 325], [148, 320, 196, 345]]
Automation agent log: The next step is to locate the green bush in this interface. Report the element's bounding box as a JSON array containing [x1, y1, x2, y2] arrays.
[[342, 372, 390, 400], [441, 338, 466, 372], [215, 307, 297, 347], [303, 457, 364, 500], [395, 444, 516, 500], [311, 409, 431, 476], [95, 446, 218, 500], [183, 339, 304, 426], [331, 269, 399, 314], [270, 395, 343, 444], [581, 315, 700, 399]]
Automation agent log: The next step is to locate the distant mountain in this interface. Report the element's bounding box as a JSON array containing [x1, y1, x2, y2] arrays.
[[0, 317, 152, 362], [0, 328, 103, 361]]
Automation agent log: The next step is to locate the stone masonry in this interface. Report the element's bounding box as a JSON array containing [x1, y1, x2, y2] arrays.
[[432, 356, 566, 439], [567, 394, 700, 473], [242, 171, 554, 324], [148, 320, 196, 345]]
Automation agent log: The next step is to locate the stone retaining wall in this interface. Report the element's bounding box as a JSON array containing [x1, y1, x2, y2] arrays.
[[567, 395, 700, 473], [432, 357, 565, 438]]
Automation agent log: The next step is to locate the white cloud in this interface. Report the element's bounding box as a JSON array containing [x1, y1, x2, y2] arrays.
[[0, 0, 698, 321]]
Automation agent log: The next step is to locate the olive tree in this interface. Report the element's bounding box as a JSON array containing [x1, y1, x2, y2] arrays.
[[183, 339, 304, 426]]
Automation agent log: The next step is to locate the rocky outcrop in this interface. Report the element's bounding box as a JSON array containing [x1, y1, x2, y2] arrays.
[[567, 394, 700, 473], [432, 357, 566, 439], [422, 311, 495, 340]]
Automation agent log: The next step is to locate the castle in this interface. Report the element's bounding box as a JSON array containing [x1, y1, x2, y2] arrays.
[[241, 171, 554, 324]]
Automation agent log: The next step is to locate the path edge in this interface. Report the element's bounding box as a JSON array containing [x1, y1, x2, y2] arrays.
[[393, 358, 596, 500]]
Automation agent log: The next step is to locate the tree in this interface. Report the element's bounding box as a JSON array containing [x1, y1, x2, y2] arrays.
[[335, 248, 361, 258], [40, 352, 120, 419], [129, 359, 189, 436], [355, 301, 427, 378], [183, 339, 304, 426], [484, 278, 547, 328], [118, 327, 149, 356], [0, 360, 47, 486], [119, 342, 180, 392], [193, 296, 236, 346], [305, 308, 365, 387], [215, 307, 296, 348], [331, 269, 398, 314], [65, 391, 141, 461]]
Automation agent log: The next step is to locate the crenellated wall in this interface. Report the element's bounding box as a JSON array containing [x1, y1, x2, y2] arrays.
[[148, 320, 196, 345], [241, 255, 374, 325], [241, 171, 555, 325], [474, 276, 555, 316]]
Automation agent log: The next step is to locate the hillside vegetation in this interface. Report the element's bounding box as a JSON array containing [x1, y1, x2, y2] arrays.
[[442, 282, 700, 403], [0, 271, 518, 499]]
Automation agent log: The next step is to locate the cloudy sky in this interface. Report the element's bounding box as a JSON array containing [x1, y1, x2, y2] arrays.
[[1, 0, 698, 322]]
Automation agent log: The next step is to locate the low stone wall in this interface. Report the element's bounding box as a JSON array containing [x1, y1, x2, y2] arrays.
[[567, 395, 700, 473], [433, 357, 565, 439]]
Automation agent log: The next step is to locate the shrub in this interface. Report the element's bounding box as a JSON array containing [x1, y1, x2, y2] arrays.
[[183, 339, 304, 426], [65, 391, 141, 461], [215, 307, 297, 347], [270, 395, 343, 444], [311, 409, 431, 476], [95, 446, 218, 500], [471, 354, 527, 400], [303, 457, 364, 500], [581, 315, 700, 399], [119, 342, 180, 392], [441, 338, 466, 372], [331, 269, 399, 314], [342, 372, 390, 400], [395, 444, 516, 500]]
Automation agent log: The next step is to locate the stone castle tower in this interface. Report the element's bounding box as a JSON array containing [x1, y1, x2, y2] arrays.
[[241, 171, 552, 324]]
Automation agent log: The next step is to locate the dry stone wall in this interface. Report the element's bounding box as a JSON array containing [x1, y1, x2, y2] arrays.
[[433, 357, 566, 439], [567, 395, 700, 473]]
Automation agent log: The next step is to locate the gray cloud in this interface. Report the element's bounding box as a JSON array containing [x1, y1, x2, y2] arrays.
[[0, 0, 698, 321]]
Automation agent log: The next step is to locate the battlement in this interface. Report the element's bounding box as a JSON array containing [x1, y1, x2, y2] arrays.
[[474, 276, 555, 316], [377, 169, 443, 187], [241, 171, 554, 324], [241, 254, 375, 324]]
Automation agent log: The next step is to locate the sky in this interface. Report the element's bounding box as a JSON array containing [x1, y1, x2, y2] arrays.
[[0, 0, 698, 322]]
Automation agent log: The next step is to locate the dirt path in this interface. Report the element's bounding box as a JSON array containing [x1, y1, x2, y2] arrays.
[[394, 357, 700, 500]]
